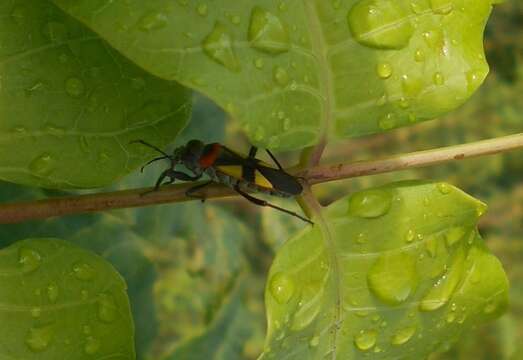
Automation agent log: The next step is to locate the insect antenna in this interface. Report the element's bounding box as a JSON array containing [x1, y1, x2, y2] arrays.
[[140, 156, 170, 173], [130, 140, 170, 157]]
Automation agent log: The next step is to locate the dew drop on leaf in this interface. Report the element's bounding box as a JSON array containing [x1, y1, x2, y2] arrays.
[[18, 247, 42, 273], [430, 0, 454, 15], [420, 250, 465, 311], [97, 294, 117, 323], [437, 182, 451, 194], [367, 253, 418, 305], [273, 66, 290, 86], [248, 7, 290, 54], [401, 74, 423, 97], [433, 72, 445, 85], [376, 63, 393, 79], [391, 325, 416, 345], [65, 77, 85, 98], [25, 324, 54, 352], [378, 113, 396, 130], [84, 336, 101, 355], [414, 49, 425, 62], [47, 283, 59, 303], [72, 262, 95, 281], [354, 329, 377, 351], [348, 189, 392, 218], [202, 22, 240, 72], [138, 11, 168, 31], [254, 58, 265, 69], [309, 335, 320, 348], [269, 272, 295, 304], [29, 153, 54, 176], [347, 0, 414, 49]]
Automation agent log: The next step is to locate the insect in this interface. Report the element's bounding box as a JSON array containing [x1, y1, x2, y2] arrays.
[[132, 139, 312, 224]]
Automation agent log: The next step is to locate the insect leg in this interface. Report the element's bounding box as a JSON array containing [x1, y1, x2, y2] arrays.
[[266, 149, 284, 170], [234, 184, 313, 224], [248, 146, 258, 159], [130, 140, 170, 157], [186, 181, 213, 202]]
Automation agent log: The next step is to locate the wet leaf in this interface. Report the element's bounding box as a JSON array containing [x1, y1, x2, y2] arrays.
[[0, 238, 134, 359], [262, 181, 508, 359], [0, 0, 191, 188], [53, 0, 496, 151]]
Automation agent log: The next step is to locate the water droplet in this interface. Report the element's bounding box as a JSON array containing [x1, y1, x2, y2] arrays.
[[391, 325, 416, 345], [348, 189, 392, 218], [197, 3, 208, 17], [420, 250, 465, 311], [376, 63, 393, 79], [379, 113, 396, 130], [398, 97, 410, 109], [72, 262, 95, 281], [437, 182, 451, 194], [65, 77, 85, 97], [84, 336, 101, 355], [430, 0, 454, 14], [422, 30, 444, 50], [446, 312, 456, 323], [445, 227, 467, 247], [466, 69, 484, 91], [414, 49, 425, 62], [253, 58, 265, 69], [269, 272, 295, 304], [291, 284, 321, 330], [248, 7, 290, 54], [202, 22, 240, 71], [31, 307, 42, 318], [433, 72, 445, 85], [348, 0, 414, 49], [309, 335, 320, 348], [97, 294, 117, 323], [354, 329, 377, 351], [25, 324, 54, 352], [138, 11, 168, 31], [368, 253, 418, 305], [405, 229, 415, 243], [273, 66, 289, 86], [19, 247, 42, 273]]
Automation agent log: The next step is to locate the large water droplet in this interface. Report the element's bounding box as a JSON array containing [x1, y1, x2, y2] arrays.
[[19, 247, 42, 273], [376, 63, 393, 79], [84, 336, 101, 355], [420, 250, 465, 311], [269, 272, 295, 304], [291, 284, 321, 330], [97, 294, 117, 323], [354, 329, 377, 351], [72, 262, 95, 281], [248, 7, 290, 54], [348, 0, 414, 49], [202, 22, 240, 72], [25, 324, 54, 352], [368, 253, 418, 305], [348, 189, 392, 218], [29, 153, 54, 176], [391, 325, 416, 345], [65, 77, 85, 97], [430, 0, 454, 14], [138, 11, 168, 31]]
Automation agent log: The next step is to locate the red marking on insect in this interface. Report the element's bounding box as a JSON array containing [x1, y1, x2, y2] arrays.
[[199, 143, 221, 168]]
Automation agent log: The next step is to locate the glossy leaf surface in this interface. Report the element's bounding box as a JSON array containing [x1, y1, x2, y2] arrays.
[[0, 0, 191, 188], [53, 0, 495, 150], [262, 181, 508, 359], [0, 238, 134, 359]]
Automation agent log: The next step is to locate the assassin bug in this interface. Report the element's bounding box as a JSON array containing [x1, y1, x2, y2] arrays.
[[132, 139, 313, 224]]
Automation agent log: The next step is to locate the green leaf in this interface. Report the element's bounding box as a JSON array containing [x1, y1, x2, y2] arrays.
[[0, 0, 191, 189], [262, 181, 508, 359], [0, 238, 134, 359], [52, 0, 495, 151]]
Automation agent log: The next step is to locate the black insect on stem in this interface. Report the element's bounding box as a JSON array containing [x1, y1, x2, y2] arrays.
[[131, 139, 313, 224]]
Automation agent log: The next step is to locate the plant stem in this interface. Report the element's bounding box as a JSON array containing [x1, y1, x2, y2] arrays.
[[306, 132, 523, 184], [0, 133, 521, 224]]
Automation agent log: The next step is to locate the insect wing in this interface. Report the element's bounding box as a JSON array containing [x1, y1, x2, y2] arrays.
[[256, 164, 303, 195]]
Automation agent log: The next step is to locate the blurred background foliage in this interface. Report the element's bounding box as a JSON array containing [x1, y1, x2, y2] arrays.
[[0, 1, 521, 359]]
